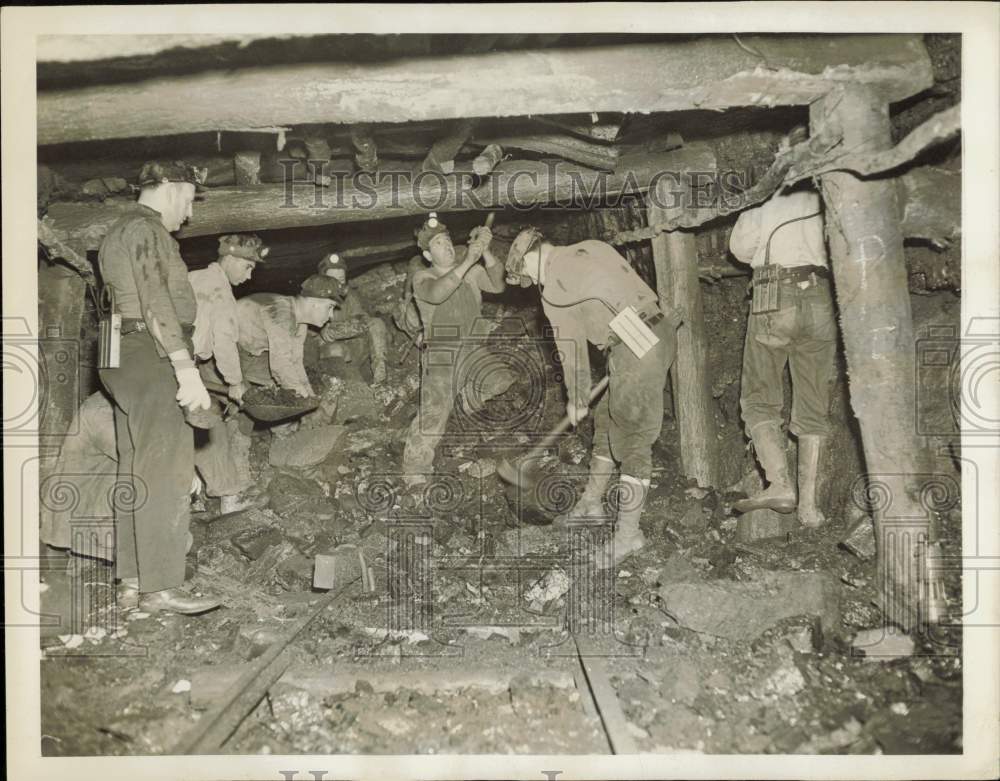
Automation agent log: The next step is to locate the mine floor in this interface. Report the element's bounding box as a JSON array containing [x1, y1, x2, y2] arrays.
[[39, 292, 963, 756]]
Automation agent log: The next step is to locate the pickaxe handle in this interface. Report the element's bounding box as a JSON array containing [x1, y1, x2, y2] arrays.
[[519, 375, 611, 463], [465, 212, 497, 263]]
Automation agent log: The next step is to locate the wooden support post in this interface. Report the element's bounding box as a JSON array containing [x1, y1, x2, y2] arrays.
[[472, 144, 504, 177], [649, 179, 719, 487], [233, 151, 261, 186], [812, 84, 934, 632], [475, 133, 619, 171], [350, 125, 378, 173], [422, 119, 476, 175]]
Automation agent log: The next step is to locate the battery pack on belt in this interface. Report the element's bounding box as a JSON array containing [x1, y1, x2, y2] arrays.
[[97, 286, 121, 369], [609, 304, 662, 360]]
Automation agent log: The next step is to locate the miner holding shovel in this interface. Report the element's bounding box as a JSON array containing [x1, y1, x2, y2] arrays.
[[503, 229, 681, 567]]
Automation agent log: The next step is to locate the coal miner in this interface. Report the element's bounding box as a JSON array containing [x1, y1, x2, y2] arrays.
[[505, 229, 681, 567], [96, 160, 220, 615], [401, 213, 514, 490], [728, 129, 835, 528], [235, 275, 341, 398], [190, 234, 268, 515], [315, 251, 390, 385]]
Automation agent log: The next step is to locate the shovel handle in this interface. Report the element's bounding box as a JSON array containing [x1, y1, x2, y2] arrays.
[[520, 375, 611, 462], [202, 380, 248, 413], [202, 380, 229, 395]]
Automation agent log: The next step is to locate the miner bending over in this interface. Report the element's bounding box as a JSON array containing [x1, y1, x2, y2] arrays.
[[505, 228, 681, 567], [190, 233, 268, 515]]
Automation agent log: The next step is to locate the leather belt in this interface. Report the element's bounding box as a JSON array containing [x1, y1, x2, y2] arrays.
[[121, 318, 147, 335], [634, 300, 664, 327], [754, 264, 830, 284], [121, 319, 195, 338]]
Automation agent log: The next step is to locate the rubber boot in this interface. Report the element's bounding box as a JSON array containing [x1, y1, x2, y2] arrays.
[[797, 435, 827, 528], [733, 422, 797, 514], [556, 455, 614, 524], [595, 474, 648, 570]]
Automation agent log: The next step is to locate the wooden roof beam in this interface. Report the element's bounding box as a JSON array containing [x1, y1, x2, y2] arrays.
[[36, 35, 933, 146], [41, 145, 716, 251]]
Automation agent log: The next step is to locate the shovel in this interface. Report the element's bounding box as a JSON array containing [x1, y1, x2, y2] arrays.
[[497, 376, 610, 524], [203, 381, 320, 424]]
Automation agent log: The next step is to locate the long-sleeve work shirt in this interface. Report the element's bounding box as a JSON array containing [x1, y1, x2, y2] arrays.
[[98, 204, 196, 355], [540, 240, 660, 409], [189, 262, 242, 385], [729, 189, 827, 269], [236, 293, 312, 394]]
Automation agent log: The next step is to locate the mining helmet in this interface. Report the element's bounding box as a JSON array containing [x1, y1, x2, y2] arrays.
[[317, 252, 346, 276], [505, 227, 544, 287], [137, 160, 207, 192], [415, 212, 450, 251], [316, 253, 349, 296], [218, 233, 268, 263], [299, 273, 344, 301]]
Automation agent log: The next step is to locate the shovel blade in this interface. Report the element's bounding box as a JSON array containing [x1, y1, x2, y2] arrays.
[[243, 399, 320, 423], [496, 458, 522, 487], [497, 456, 545, 489], [501, 481, 558, 526]]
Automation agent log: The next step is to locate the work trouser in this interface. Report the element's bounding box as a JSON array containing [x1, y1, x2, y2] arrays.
[[194, 362, 254, 497], [99, 331, 193, 592], [739, 276, 837, 437], [591, 316, 677, 479], [39, 391, 118, 561], [402, 339, 516, 481]]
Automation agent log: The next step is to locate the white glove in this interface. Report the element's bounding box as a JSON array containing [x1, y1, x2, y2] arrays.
[[228, 382, 246, 403], [566, 401, 589, 427], [175, 366, 211, 411], [293, 384, 314, 399]]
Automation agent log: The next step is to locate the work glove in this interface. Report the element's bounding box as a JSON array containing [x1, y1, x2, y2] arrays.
[[293, 383, 315, 399], [566, 401, 589, 427], [228, 382, 246, 403], [175, 367, 212, 411]]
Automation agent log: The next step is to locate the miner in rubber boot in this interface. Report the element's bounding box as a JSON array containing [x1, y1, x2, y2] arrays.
[[505, 228, 681, 568], [728, 128, 837, 528], [315, 251, 390, 385], [189, 233, 268, 515], [96, 160, 220, 615], [401, 213, 514, 494]]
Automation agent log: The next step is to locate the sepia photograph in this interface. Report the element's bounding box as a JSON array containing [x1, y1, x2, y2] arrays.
[[4, 4, 998, 780]]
